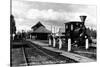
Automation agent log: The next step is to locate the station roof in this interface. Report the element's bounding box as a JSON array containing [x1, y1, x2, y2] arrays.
[[31, 21, 45, 30], [32, 26, 51, 33]]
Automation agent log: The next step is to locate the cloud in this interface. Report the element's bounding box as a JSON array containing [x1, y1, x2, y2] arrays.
[[12, 0, 29, 19], [12, 0, 97, 31], [27, 8, 93, 27], [27, 9, 86, 21]]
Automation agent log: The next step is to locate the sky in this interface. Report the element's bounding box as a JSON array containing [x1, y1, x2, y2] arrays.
[[12, 0, 97, 32]]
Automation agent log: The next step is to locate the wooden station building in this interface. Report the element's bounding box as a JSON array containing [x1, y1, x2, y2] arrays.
[[31, 21, 51, 40]]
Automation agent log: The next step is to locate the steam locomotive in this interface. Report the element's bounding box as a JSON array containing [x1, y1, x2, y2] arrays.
[[64, 16, 92, 47]]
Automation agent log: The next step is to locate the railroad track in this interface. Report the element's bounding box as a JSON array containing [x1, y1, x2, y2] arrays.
[[21, 47, 29, 66], [21, 41, 64, 66], [11, 40, 77, 66], [21, 41, 77, 66]]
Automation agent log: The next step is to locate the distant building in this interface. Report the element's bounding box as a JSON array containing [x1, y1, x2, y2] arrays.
[[31, 21, 51, 40]]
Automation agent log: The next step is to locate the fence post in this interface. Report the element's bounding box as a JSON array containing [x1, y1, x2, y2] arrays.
[[49, 37, 51, 46], [12, 34, 15, 40], [53, 37, 56, 47], [59, 37, 62, 49], [85, 38, 89, 49], [68, 38, 71, 51], [30, 34, 31, 39]]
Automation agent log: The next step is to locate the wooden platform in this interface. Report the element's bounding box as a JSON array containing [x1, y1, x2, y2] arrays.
[[27, 39, 96, 63]]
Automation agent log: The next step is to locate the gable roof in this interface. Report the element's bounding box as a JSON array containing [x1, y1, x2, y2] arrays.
[[33, 26, 51, 33], [31, 21, 45, 30]]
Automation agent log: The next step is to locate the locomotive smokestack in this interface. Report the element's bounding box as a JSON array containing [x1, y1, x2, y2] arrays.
[[80, 15, 87, 24]]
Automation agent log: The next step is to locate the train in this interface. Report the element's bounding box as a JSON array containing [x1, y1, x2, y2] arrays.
[[64, 16, 92, 47], [49, 16, 92, 49]]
